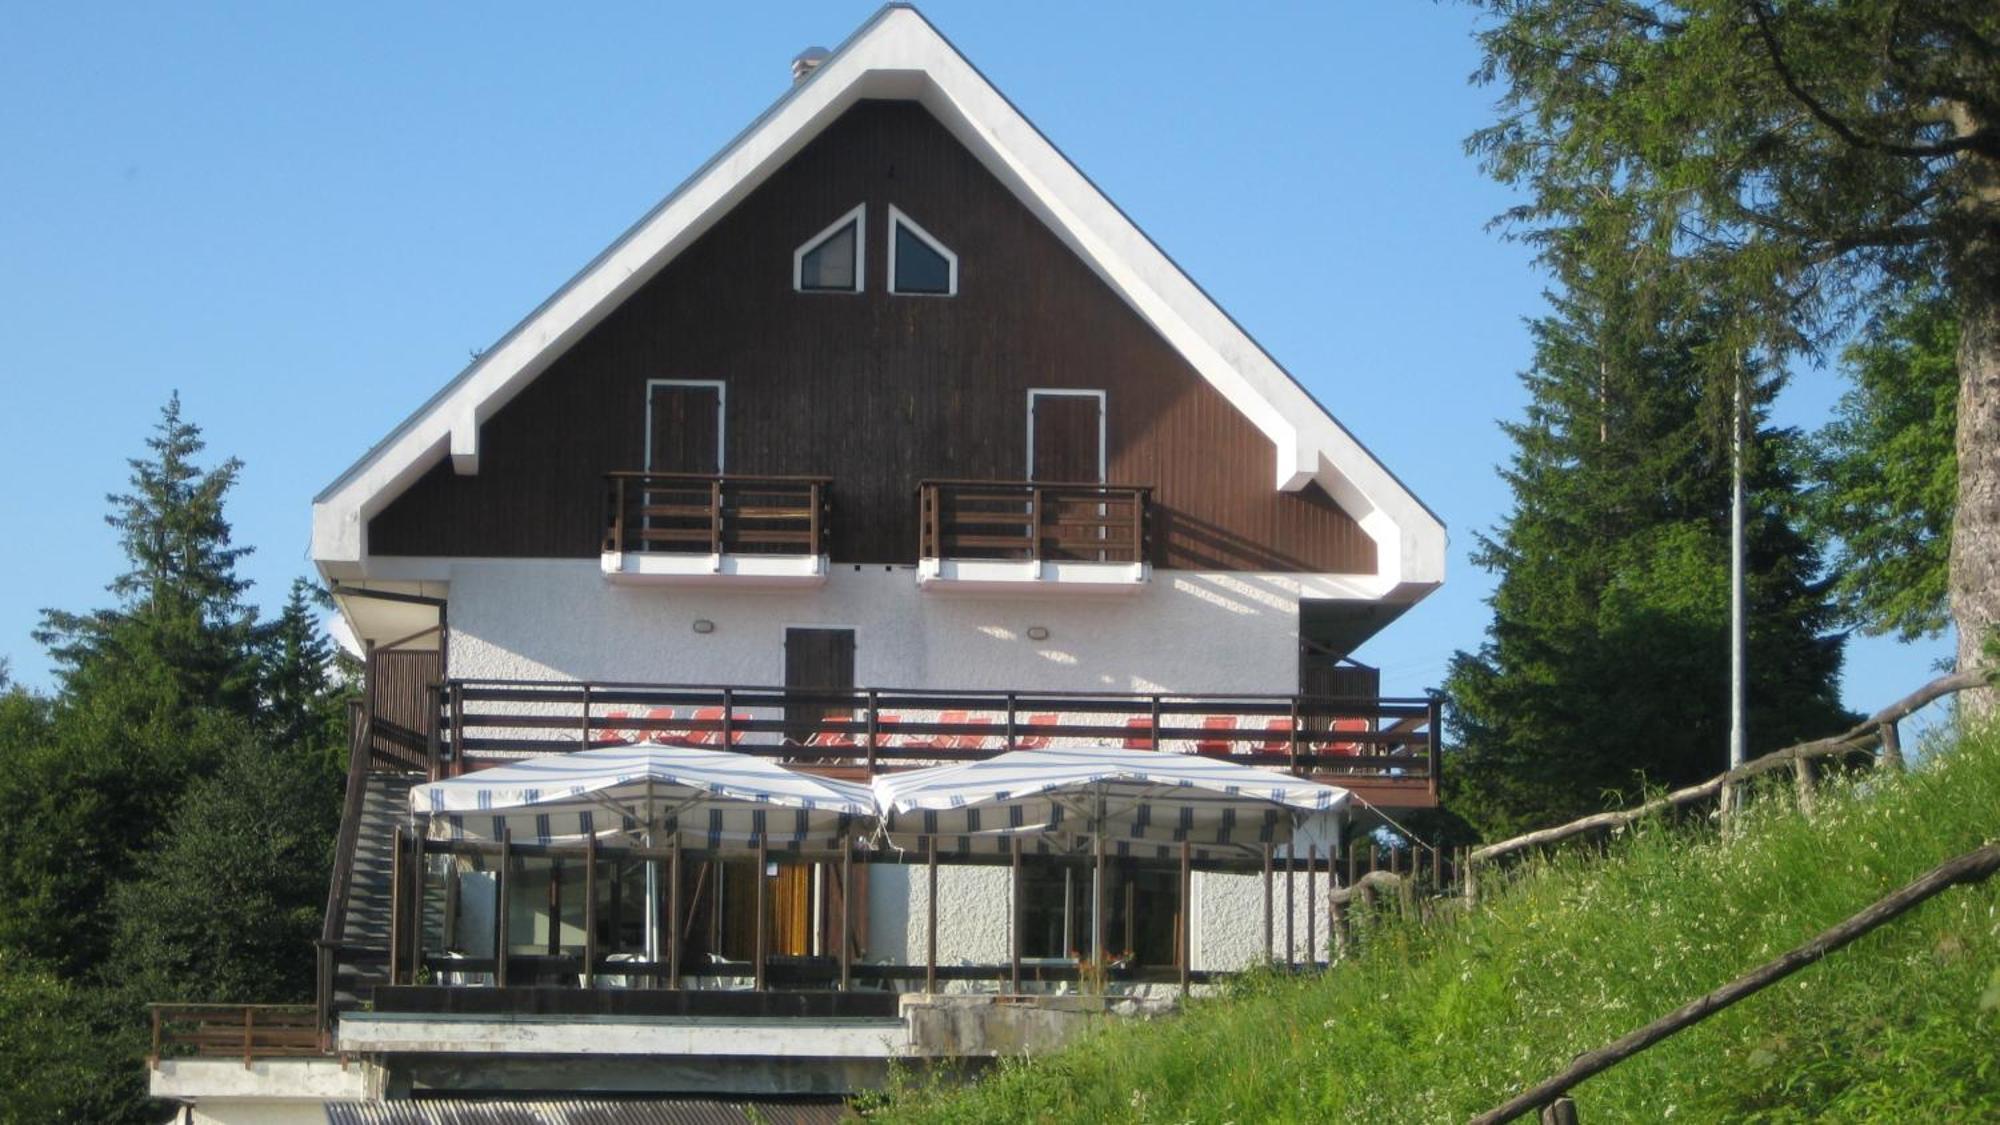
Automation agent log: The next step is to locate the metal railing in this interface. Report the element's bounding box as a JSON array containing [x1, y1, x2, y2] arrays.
[[919, 480, 1149, 564], [433, 678, 1442, 793], [602, 472, 830, 557]]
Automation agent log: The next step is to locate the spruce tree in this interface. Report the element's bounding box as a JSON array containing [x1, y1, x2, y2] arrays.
[[35, 392, 259, 718], [1445, 263, 1850, 839]]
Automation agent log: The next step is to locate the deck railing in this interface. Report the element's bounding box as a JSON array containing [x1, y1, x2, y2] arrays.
[[919, 480, 1149, 564], [148, 1004, 323, 1067], [602, 473, 830, 557], [434, 678, 1441, 793]]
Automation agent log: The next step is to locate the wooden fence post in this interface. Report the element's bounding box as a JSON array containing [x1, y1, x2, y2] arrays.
[[1792, 754, 1817, 818], [1541, 1095, 1579, 1125], [1879, 720, 1904, 773]]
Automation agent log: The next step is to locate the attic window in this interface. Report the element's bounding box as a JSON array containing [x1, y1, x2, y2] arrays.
[[889, 206, 957, 296], [794, 204, 865, 293]]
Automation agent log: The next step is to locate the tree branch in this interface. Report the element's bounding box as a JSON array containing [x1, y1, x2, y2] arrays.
[[1746, 1, 1997, 160]]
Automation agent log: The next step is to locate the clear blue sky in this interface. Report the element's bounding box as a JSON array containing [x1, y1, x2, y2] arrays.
[[0, 2, 1953, 721]]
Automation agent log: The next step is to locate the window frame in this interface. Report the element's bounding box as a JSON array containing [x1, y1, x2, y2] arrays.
[[887, 204, 958, 297], [791, 203, 867, 294]]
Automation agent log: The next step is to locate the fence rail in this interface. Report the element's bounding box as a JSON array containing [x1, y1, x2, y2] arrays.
[[919, 479, 1150, 564], [602, 472, 829, 558], [148, 1004, 323, 1067], [431, 678, 1442, 792]]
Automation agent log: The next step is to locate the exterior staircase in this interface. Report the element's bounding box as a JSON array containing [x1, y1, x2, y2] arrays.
[[330, 771, 422, 1012]]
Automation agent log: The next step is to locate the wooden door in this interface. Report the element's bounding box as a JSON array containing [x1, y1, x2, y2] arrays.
[[1029, 392, 1103, 483], [784, 627, 855, 744], [647, 382, 722, 474]]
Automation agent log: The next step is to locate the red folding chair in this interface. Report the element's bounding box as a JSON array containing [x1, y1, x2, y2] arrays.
[[1325, 717, 1371, 756], [951, 715, 995, 750], [1014, 713, 1059, 750], [607, 707, 673, 746], [1123, 716, 1156, 750], [1257, 717, 1294, 756], [804, 710, 860, 749], [671, 706, 727, 747], [1194, 715, 1237, 755]]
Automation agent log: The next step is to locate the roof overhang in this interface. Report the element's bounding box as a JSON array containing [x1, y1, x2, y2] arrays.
[[312, 4, 1444, 594]]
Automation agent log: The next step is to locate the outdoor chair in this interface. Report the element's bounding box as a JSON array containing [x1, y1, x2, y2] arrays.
[[670, 706, 728, 747], [1257, 717, 1295, 756], [1193, 715, 1237, 755], [1123, 716, 1156, 749], [1013, 713, 1059, 750]]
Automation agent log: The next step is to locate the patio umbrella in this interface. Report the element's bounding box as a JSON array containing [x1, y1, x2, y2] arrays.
[[871, 745, 1348, 860], [410, 744, 874, 851], [410, 745, 875, 964]]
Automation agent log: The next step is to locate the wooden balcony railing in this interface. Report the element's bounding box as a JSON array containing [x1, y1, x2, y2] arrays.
[[148, 1004, 324, 1067], [919, 480, 1150, 564], [435, 678, 1442, 796], [602, 473, 830, 557]]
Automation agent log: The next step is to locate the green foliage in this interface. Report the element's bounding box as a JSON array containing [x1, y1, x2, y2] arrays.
[[872, 722, 2000, 1123], [35, 392, 260, 715], [1444, 262, 1848, 839], [109, 738, 343, 1004], [0, 952, 98, 1124], [1464, 0, 2000, 670], [1806, 285, 1959, 641], [0, 396, 351, 1121]]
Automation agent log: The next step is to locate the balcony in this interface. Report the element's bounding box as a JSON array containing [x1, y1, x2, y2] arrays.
[[600, 473, 830, 587], [917, 480, 1150, 592]]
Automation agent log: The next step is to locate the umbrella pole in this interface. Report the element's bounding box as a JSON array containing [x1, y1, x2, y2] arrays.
[[1178, 840, 1191, 998]]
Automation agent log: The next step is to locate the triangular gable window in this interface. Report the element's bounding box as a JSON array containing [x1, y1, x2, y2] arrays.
[[889, 206, 957, 296], [794, 204, 865, 293]]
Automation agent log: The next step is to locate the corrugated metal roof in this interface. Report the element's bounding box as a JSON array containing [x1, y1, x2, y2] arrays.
[[322, 1098, 850, 1125]]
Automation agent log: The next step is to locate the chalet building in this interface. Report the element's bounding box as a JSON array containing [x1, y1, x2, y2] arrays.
[[152, 6, 1444, 1119]]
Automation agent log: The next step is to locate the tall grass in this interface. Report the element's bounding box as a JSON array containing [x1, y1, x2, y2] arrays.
[[868, 724, 2000, 1122]]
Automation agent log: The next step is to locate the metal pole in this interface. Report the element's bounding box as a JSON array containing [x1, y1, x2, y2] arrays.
[[1285, 845, 1296, 968], [583, 835, 597, 988], [839, 846, 852, 992], [1178, 840, 1192, 997], [925, 836, 938, 995], [1262, 843, 1273, 962], [666, 842, 681, 990], [1010, 836, 1023, 994], [1728, 356, 1748, 815], [754, 836, 768, 992]]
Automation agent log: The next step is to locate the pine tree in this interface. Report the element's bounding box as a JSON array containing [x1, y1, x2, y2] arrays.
[[258, 578, 351, 752], [1444, 262, 1850, 839], [34, 392, 259, 717]]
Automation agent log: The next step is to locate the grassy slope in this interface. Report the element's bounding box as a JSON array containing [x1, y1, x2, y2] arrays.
[[870, 726, 2000, 1123]]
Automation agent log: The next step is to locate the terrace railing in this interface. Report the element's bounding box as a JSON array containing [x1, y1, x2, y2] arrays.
[[602, 473, 830, 558], [149, 1004, 323, 1067], [919, 480, 1149, 564], [434, 678, 1442, 793]]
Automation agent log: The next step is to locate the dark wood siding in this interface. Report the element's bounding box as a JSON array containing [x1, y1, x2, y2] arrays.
[[368, 101, 1376, 574]]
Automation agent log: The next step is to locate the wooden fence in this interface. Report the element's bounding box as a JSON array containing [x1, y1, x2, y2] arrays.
[[148, 1004, 322, 1068]]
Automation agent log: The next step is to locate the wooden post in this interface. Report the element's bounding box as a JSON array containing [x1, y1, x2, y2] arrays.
[[1178, 840, 1192, 997], [1261, 843, 1274, 962], [1880, 720, 1904, 772], [388, 826, 404, 986], [410, 832, 427, 984], [709, 478, 723, 555], [449, 683, 465, 777], [495, 829, 511, 988], [839, 845, 853, 993], [667, 842, 682, 990], [1285, 846, 1296, 968], [1465, 854, 1481, 910], [1306, 844, 1318, 967], [754, 836, 768, 992], [1094, 832, 1108, 967], [1010, 836, 1023, 994], [865, 689, 879, 773], [925, 836, 938, 995], [243, 1006, 254, 1070], [1793, 754, 1817, 818], [1541, 1095, 1579, 1125], [721, 687, 734, 752], [582, 835, 598, 989], [580, 683, 593, 750], [1327, 842, 1339, 958], [546, 856, 561, 957]]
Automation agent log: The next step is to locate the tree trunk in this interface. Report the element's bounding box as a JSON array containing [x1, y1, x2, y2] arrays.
[[1951, 160, 2000, 716]]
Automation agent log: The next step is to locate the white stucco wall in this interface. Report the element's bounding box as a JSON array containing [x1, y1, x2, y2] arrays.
[[441, 559, 1373, 695], [437, 559, 1372, 979]]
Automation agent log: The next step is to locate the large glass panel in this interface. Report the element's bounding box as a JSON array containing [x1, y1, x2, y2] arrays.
[[893, 222, 952, 294], [798, 221, 858, 291]]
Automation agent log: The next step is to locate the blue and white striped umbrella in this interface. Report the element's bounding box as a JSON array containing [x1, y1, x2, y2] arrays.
[[870, 746, 1349, 861], [410, 745, 875, 854]]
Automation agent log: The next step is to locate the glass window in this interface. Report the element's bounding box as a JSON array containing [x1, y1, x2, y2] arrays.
[[890, 207, 957, 296], [798, 220, 858, 291]]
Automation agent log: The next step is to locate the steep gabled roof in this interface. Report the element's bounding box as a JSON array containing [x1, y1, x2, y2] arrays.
[[313, 4, 1443, 593]]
